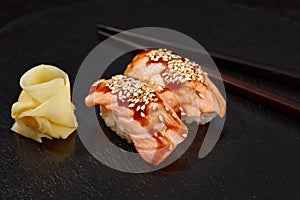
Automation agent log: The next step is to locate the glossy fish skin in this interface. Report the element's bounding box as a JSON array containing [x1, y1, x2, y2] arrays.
[[85, 75, 188, 165]]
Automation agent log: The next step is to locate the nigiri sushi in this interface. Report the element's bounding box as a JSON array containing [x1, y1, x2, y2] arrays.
[[85, 75, 188, 165], [124, 49, 226, 124]]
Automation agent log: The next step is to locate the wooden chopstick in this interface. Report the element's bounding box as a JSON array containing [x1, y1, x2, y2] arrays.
[[96, 24, 300, 118], [208, 51, 300, 87], [97, 24, 300, 87]]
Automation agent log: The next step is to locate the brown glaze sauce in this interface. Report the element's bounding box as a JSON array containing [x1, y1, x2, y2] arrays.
[[156, 132, 172, 148], [143, 50, 184, 91], [152, 132, 173, 165], [95, 81, 111, 94], [95, 77, 180, 163], [96, 81, 150, 127], [131, 102, 150, 127]]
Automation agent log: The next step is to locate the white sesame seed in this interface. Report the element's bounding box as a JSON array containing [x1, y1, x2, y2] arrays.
[[158, 86, 164, 91], [181, 112, 186, 116], [172, 113, 177, 118], [174, 77, 179, 83], [179, 107, 183, 112], [169, 144, 174, 151], [199, 93, 205, 99], [158, 115, 164, 122], [165, 106, 169, 111], [141, 104, 145, 110], [118, 91, 122, 96], [140, 112, 145, 117], [182, 134, 187, 138], [129, 103, 135, 108], [136, 105, 141, 111], [154, 132, 158, 137]]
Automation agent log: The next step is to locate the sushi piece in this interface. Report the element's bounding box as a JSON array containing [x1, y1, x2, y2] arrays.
[[85, 75, 188, 165], [124, 48, 226, 124]]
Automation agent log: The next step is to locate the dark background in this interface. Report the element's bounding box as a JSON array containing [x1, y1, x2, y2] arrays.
[[0, 0, 299, 199], [1, 0, 300, 27]]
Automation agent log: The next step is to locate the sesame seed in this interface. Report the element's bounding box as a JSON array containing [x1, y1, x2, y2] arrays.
[[129, 103, 135, 108], [181, 112, 186, 116], [182, 134, 187, 138], [104, 75, 161, 111], [146, 49, 209, 85], [136, 105, 141, 111], [180, 78, 185, 83], [141, 112, 145, 118], [179, 107, 183, 112], [169, 144, 174, 151], [158, 115, 164, 122], [165, 106, 169, 111], [118, 91, 122, 96], [154, 132, 158, 137], [158, 85, 164, 91], [172, 113, 177, 118], [199, 93, 205, 99]]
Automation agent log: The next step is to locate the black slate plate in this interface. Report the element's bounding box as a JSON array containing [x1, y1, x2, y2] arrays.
[[0, 0, 299, 199]]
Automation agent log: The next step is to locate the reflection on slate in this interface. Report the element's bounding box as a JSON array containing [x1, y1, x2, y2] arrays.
[[0, 0, 299, 199], [42, 133, 76, 162]]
